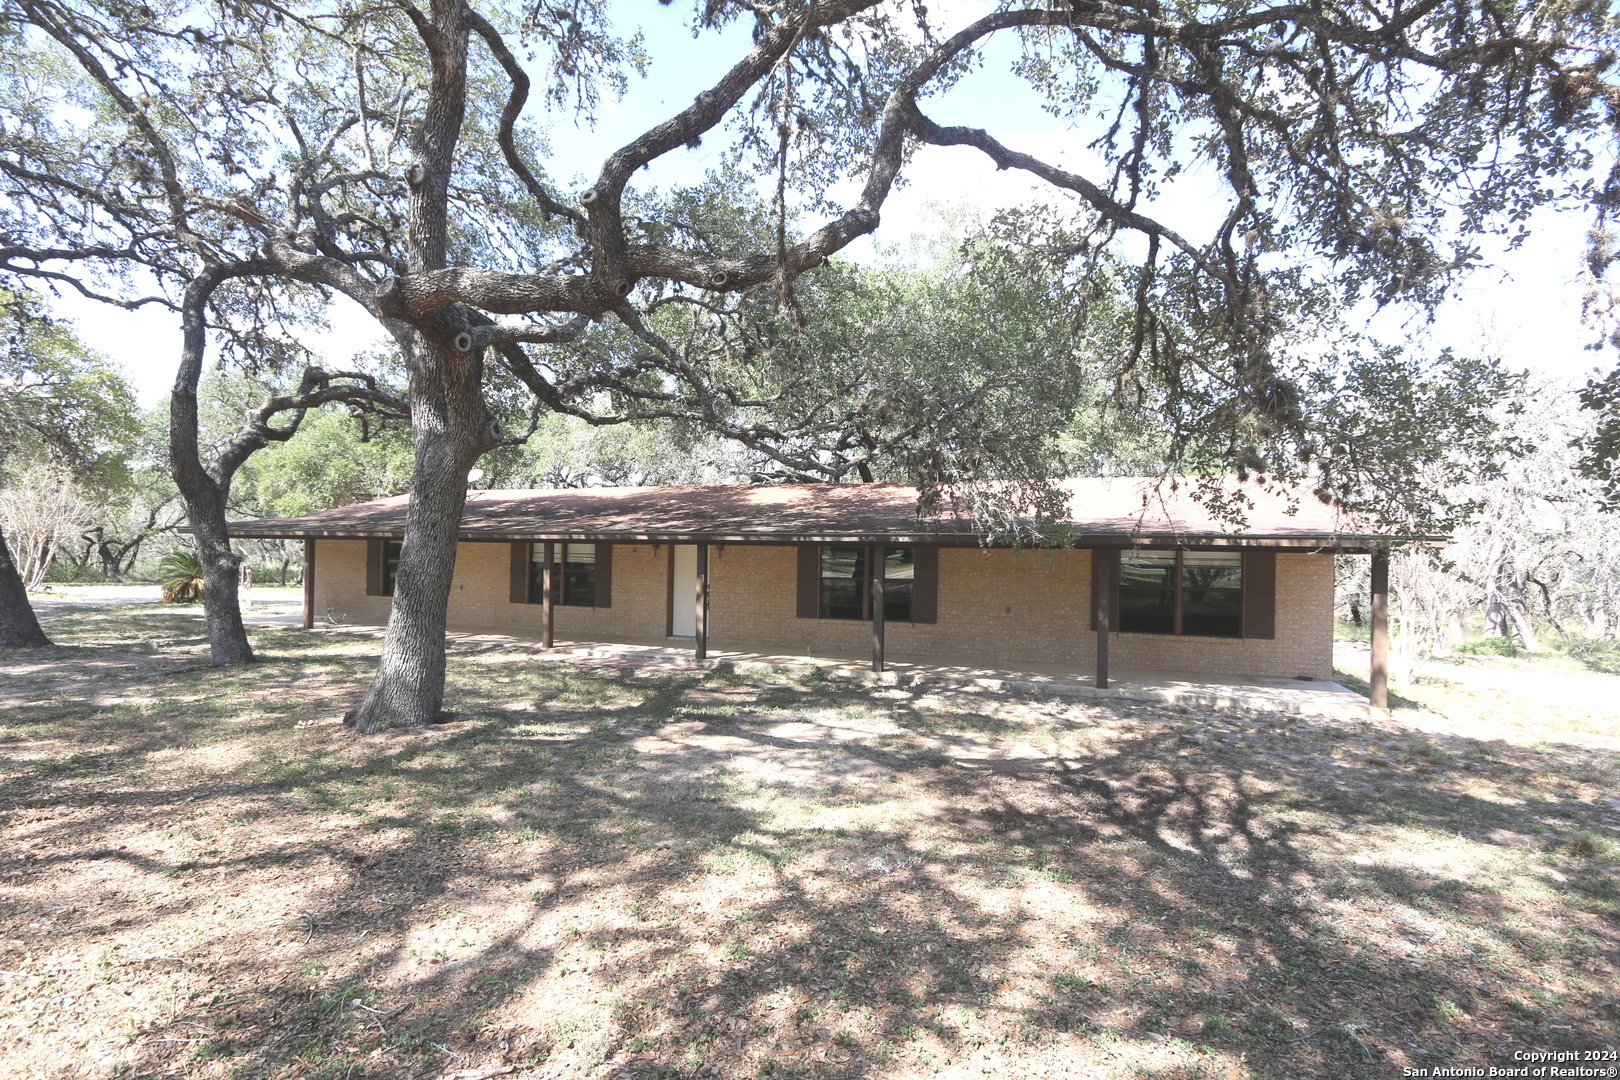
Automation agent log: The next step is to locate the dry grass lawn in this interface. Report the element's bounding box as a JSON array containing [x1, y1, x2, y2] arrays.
[[1, 604, 1617, 1080]]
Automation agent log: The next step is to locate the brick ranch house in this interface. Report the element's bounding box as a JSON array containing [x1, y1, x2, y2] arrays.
[[228, 478, 1423, 706]]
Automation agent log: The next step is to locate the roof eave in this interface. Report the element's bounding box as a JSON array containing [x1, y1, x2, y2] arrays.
[[225, 523, 1446, 552]]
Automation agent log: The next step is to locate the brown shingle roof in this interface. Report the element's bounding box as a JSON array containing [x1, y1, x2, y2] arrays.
[[226, 480, 1434, 550]]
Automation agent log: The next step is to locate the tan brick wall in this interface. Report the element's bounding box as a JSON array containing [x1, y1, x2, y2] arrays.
[[312, 539, 670, 638], [705, 545, 1092, 667], [707, 546, 1332, 679], [312, 539, 1333, 679], [311, 539, 391, 627]]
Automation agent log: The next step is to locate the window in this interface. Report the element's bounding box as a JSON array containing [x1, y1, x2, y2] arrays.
[[560, 543, 596, 606], [882, 547, 915, 622], [1118, 551, 1175, 635], [820, 546, 864, 619], [381, 541, 403, 596], [1117, 550, 1242, 638], [819, 545, 913, 621], [1180, 551, 1243, 637], [528, 543, 597, 606]]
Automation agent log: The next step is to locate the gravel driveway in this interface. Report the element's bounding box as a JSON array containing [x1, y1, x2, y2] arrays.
[[25, 585, 164, 607]]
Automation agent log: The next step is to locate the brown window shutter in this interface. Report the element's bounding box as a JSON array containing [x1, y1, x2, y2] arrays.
[[594, 542, 613, 607], [1090, 548, 1119, 631], [911, 545, 939, 623], [1242, 549, 1276, 639], [365, 538, 384, 596], [796, 544, 820, 619], [509, 542, 530, 604]]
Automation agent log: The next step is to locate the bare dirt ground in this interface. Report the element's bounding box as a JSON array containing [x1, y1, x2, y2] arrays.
[[1, 605, 1616, 1080]]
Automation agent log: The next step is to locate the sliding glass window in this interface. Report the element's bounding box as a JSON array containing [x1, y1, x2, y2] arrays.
[[882, 547, 914, 622], [1117, 550, 1242, 638], [1118, 552, 1177, 635], [820, 545, 914, 621]]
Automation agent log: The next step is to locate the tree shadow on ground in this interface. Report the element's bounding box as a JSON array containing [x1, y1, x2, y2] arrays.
[[0, 615, 1616, 1079]]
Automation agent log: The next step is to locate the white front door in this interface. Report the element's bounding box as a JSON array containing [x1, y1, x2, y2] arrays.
[[671, 544, 696, 637]]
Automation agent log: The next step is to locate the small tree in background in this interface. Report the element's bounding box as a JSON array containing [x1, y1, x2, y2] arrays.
[[158, 552, 206, 604], [0, 461, 96, 590]]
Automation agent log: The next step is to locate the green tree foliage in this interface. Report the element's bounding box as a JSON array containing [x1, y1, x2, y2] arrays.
[[1288, 349, 1527, 533], [66, 409, 189, 580], [0, 292, 137, 483], [1, 0, 1608, 508], [188, 365, 415, 521], [478, 411, 748, 489], [233, 409, 415, 519], [630, 201, 1130, 530], [1342, 381, 1620, 667], [190, 368, 412, 584], [1575, 366, 1620, 509], [0, 290, 139, 646]]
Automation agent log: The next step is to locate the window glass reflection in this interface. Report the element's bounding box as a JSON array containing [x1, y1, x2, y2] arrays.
[[883, 546, 913, 621], [820, 546, 866, 620], [819, 546, 915, 621], [1182, 551, 1241, 637], [382, 541, 403, 596], [528, 543, 597, 606], [1118, 552, 1175, 635], [1115, 550, 1242, 637]]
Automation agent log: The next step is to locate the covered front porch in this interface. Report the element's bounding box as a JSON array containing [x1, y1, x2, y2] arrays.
[[516, 636, 1386, 721], [250, 598, 1385, 720], [287, 540, 1396, 716]]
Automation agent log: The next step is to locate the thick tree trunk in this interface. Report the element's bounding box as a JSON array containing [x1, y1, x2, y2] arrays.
[[345, 1, 487, 733], [345, 334, 495, 733], [343, 462, 468, 732], [0, 523, 51, 648], [171, 269, 256, 665], [187, 488, 254, 664]]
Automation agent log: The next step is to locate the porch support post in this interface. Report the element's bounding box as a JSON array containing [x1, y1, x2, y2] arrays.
[[871, 544, 885, 673], [541, 541, 555, 649], [695, 543, 708, 660], [302, 538, 315, 630], [1370, 549, 1389, 709], [1095, 548, 1114, 690], [1096, 600, 1110, 690]]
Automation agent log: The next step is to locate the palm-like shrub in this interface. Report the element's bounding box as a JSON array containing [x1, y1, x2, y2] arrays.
[[158, 551, 206, 603]]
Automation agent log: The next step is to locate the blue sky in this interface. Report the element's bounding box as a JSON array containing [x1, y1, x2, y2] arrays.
[[55, 0, 1601, 406]]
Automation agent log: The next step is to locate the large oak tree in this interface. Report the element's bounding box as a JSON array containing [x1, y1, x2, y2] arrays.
[[0, 0, 1610, 728]]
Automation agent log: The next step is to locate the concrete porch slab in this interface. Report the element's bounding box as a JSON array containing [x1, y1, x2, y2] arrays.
[[540, 640, 1384, 721], [288, 619, 1385, 722]]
